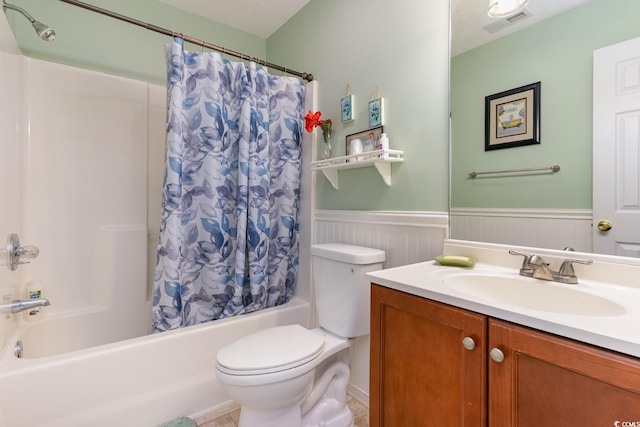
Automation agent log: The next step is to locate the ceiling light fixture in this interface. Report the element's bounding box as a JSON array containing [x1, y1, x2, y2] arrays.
[[488, 0, 529, 18]]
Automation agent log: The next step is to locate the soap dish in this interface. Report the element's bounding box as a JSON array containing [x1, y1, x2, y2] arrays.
[[434, 255, 476, 268]]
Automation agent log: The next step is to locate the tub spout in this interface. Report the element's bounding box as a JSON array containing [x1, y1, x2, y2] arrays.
[[1, 298, 50, 314]]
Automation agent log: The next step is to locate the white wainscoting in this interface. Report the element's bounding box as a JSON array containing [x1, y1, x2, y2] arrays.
[[315, 210, 449, 268], [450, 208, 593, 253], [313, 209, 449, 403]]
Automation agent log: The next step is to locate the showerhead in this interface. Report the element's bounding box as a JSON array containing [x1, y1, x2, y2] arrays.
[[30, 19, 55, 41], [2, 1, 55, 41]]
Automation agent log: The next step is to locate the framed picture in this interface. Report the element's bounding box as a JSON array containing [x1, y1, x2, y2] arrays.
[[341, 94, 354, 123], [368, 98, 385, 128], [485, 82, 540, 151], [346, 126, 384, 158]]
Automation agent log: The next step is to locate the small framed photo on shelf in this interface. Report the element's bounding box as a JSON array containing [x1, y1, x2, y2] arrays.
[[346, 126, 384, 158], [485, 82, 540, 151], [368, 98, 385, 128], [341, 94, 354, 123]]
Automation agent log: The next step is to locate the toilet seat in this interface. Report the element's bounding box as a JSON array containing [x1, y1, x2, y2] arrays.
[[216, 324, 325, 375]]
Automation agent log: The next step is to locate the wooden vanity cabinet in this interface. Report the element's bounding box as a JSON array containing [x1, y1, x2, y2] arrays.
[[489, 319, 640, 427], [370, 284, 640, 427], [370, 284, 487, 426]]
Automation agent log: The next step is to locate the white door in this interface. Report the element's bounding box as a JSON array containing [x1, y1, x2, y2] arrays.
[[593, 37, 640, 257]]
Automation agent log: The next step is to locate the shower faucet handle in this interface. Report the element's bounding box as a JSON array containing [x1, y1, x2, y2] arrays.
[[5, 233, 40, 271], [17, 244, 39, 259]]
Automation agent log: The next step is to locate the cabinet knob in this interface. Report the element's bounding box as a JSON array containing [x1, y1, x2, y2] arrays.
[[490, 347, 505, 363], [462, 336, 476, 351]]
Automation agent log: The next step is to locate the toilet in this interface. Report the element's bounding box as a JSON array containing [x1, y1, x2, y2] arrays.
[[215, 243, 385, 427]]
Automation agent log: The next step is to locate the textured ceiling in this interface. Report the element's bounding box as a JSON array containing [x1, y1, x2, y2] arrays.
[[159, 0, 592, 52], [158, 0, 310, 38]]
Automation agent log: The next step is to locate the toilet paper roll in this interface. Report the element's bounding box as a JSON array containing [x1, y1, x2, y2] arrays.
[[350, 138, 363, 161]]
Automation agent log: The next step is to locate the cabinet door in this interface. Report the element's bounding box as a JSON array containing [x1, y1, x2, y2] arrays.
[[370, 284, 487, 427], [489, 319, 640, 427]]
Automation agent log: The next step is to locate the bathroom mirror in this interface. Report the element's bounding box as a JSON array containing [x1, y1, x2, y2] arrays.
[[450, 0, 640, 257]]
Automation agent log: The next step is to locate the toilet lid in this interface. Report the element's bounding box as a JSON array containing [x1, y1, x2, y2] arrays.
[[216, 325, 325, 375]]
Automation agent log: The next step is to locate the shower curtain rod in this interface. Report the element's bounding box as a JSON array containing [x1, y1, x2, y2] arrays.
[[57, 0, 314, 82]]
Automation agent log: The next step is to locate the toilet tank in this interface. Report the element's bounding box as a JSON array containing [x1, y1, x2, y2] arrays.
[[311, 244, 385, 338]]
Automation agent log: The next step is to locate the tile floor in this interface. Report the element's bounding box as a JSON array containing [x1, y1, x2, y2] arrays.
[[193, 394, 369, 427]]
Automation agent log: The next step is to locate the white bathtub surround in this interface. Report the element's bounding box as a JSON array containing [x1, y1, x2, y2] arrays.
[[0, 13, 26, 349], [0, 50, 163, 360], [7, 229, 150, 359], [367, 239, 640, 358], [8, 53, 156, 354], [21, 58, 149, 316]]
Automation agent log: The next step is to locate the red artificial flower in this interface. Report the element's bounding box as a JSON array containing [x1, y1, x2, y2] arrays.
[[304, 110, 333, 143], [304, 110, 325, 133]]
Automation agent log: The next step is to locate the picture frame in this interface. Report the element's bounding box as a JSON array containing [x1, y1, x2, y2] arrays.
[[346, 126, 384, 158], [341, 94, 354, 123], [368, 98, 385, 128], [485, 82, 540, 151]]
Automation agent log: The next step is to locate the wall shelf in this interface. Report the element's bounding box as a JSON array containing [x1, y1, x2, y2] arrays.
[[310, 149, 404, 189]]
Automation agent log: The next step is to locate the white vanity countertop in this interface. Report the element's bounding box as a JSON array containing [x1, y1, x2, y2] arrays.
[[366, 240, 640, 358]]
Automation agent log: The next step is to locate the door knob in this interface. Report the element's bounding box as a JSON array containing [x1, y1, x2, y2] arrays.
[[597, 220, 612, 231]]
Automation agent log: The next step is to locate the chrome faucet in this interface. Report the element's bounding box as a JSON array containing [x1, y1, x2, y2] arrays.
[[509, 250, 593, 284], [0, 298, 50, 314], [527, 254, 555, 281]]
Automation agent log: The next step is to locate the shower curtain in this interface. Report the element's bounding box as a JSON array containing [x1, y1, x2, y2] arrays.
[[152, 38, 305, 332]]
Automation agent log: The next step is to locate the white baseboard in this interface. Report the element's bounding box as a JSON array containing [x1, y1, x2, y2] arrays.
[[347, 383, 369, 408]]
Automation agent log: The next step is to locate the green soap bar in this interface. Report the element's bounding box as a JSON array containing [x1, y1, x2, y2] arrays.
[[434, 255, 476, 267]]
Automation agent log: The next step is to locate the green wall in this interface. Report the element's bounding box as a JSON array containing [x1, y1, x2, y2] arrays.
[[7, 0, 265, 85], [7, 0, 450, 212], [268, 0, 450, 211], [451, 0, 640, 209]]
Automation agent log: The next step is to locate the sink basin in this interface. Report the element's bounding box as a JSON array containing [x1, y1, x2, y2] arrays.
[[444, 274, 626, 316]]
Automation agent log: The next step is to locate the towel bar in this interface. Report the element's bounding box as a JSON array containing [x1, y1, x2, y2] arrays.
[[468, 165, 560, 178]]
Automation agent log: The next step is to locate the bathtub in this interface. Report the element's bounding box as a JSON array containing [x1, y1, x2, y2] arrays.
[[0, 297, 311, 427], [7, 306, 152, 359]]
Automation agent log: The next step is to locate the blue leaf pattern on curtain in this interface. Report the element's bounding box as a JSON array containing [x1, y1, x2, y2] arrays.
[[152, 38, 304, 332]]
